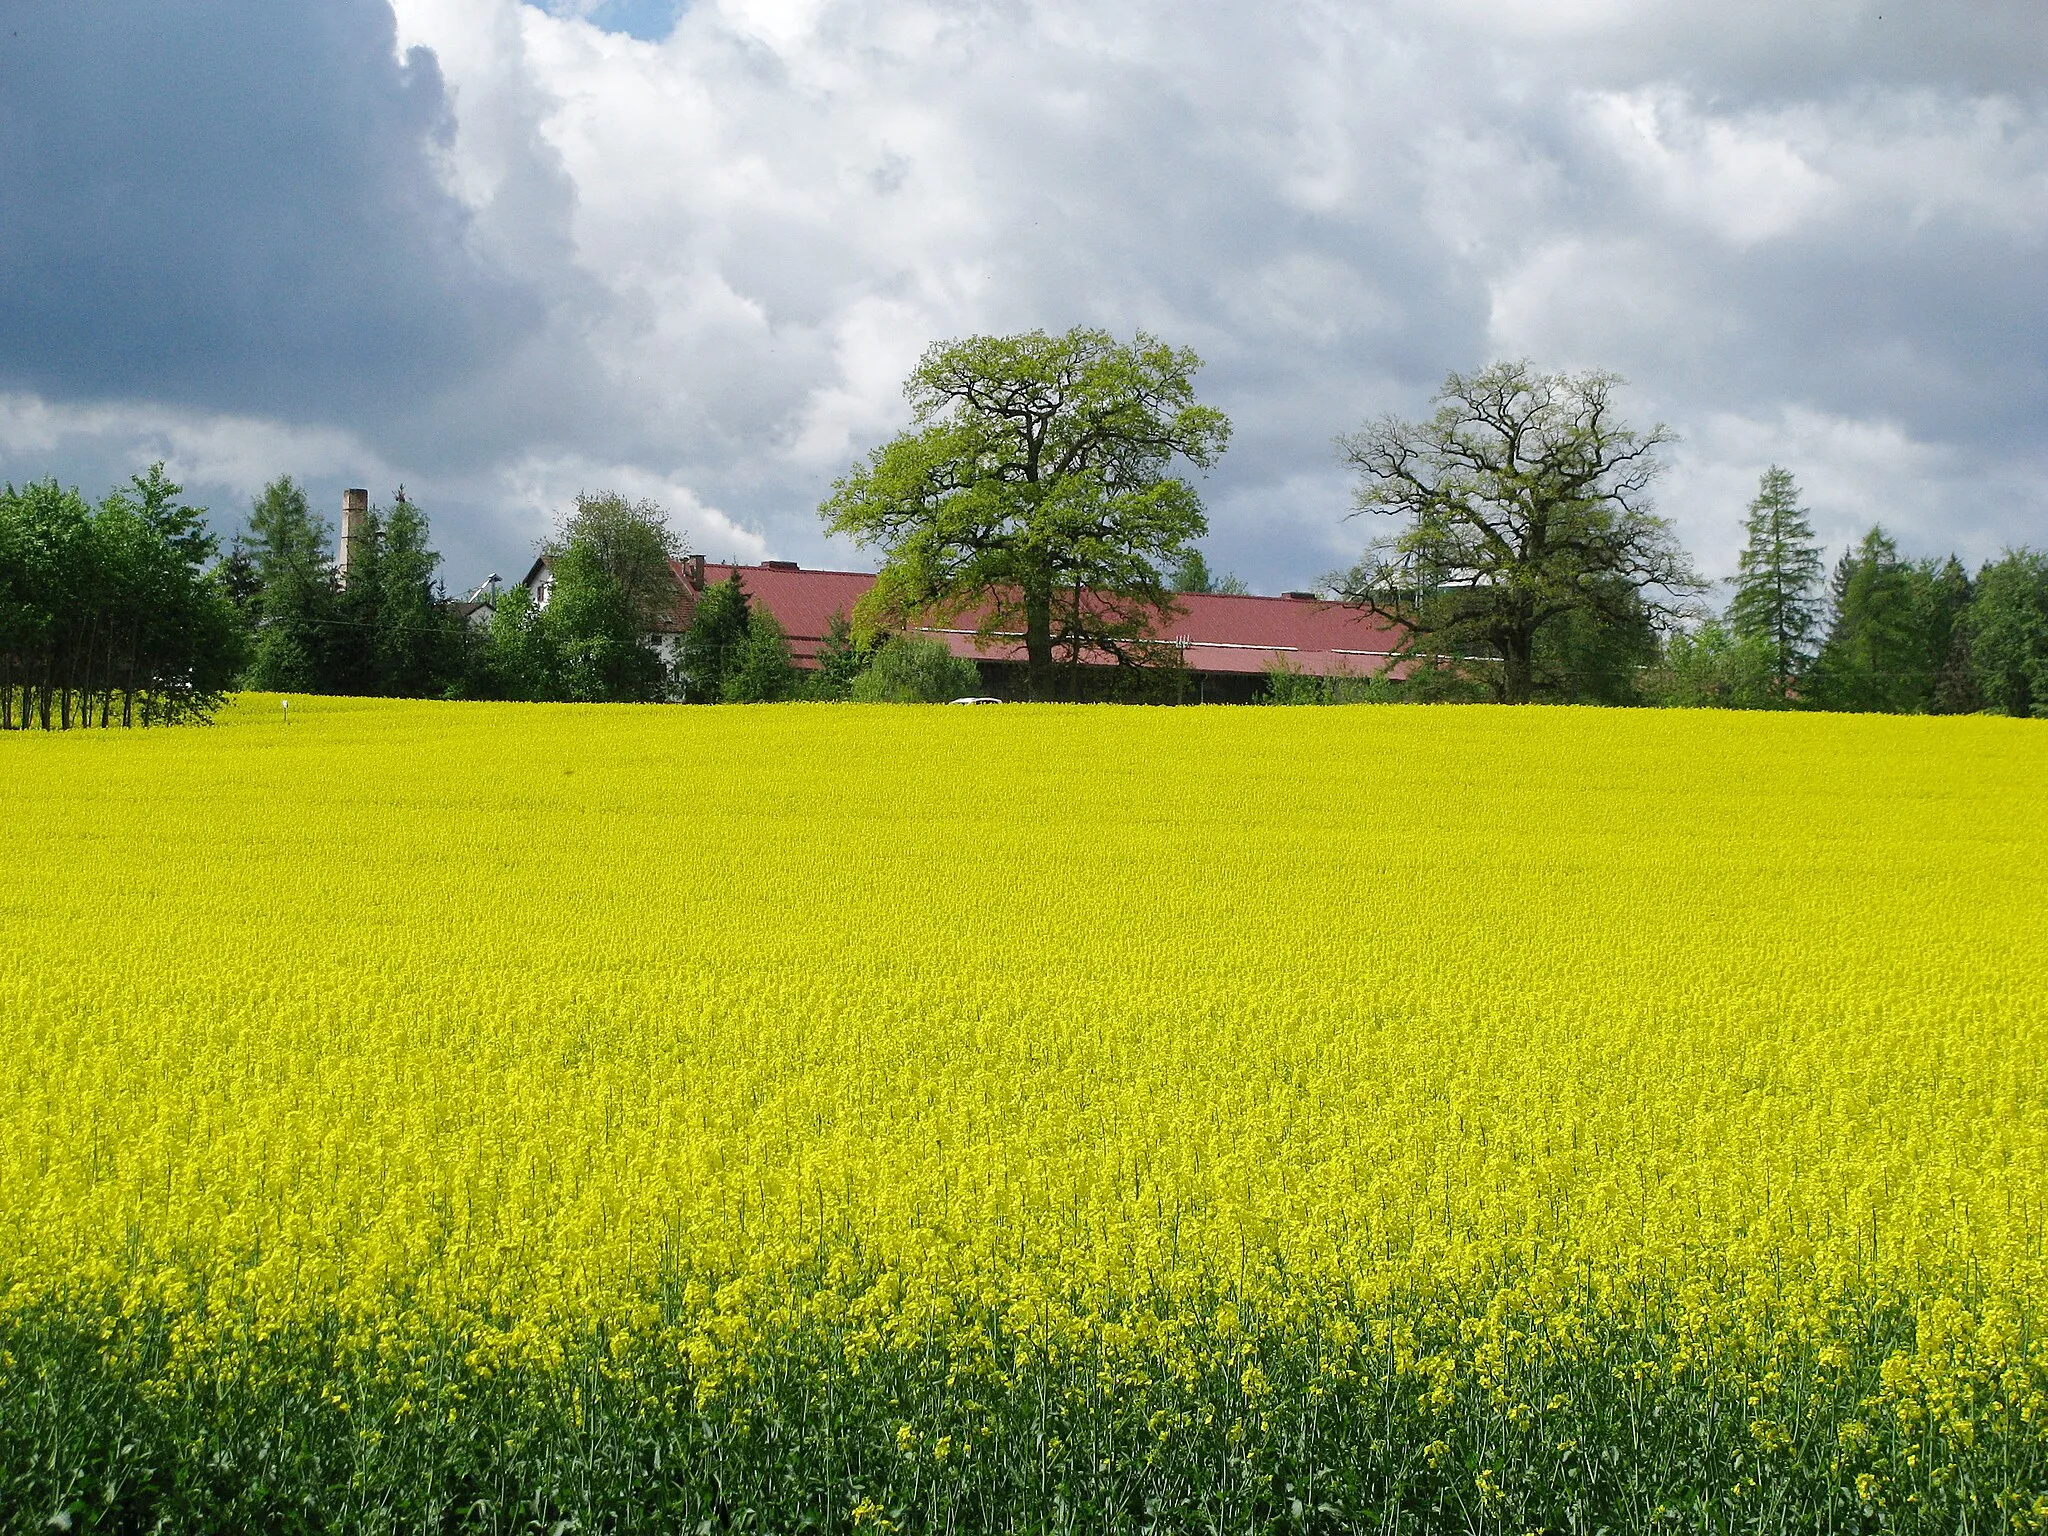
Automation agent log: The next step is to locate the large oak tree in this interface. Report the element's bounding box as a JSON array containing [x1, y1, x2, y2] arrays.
[[819, 327, 1230, 700], [1335, 361, 1699, 704]]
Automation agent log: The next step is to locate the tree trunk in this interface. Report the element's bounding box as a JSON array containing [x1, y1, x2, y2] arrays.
[[1068, 580, 1085, 702], [1023, 583, 1056, 701], [1499, 632, 1536, 705]]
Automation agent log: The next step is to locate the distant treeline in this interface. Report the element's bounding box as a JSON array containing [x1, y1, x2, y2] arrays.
[[239, 478, 495, 701], [1272, 467, 2048, 715], [5, 461, 2046, 727], [1652, 524, 2048, 717], [1634, 466, 2046, 717], [238, 478, 842, 706]]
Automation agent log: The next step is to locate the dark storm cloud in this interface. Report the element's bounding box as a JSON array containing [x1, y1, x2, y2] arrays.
[[0, 0, 540, 424]]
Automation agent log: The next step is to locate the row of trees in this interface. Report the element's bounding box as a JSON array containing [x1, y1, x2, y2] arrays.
[[1304, 363, 2047, 712], [0, 468, 244, 728], [821, 338, 2047, 713], [1655, 509, 2047, 716], [9, 334, 2042, 723], [234, 479, 982, 708], [242, 478, 489, 699], [7, 330, 1234, 725], [1299, 422, 2047, 715]]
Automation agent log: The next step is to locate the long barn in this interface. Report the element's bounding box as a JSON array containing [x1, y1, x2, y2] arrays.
[[525, 556, 1407, 701]]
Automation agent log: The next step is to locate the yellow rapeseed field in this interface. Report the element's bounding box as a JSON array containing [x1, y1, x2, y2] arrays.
[[3, 696, 2045, 1532]]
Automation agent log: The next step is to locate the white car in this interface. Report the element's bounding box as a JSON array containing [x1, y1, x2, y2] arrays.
[[949, 696, 1006, 705]]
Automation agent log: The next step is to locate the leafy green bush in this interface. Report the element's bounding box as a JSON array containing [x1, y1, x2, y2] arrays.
[[849, 635, 982, 702], [1260, 658, 1395, 704], [1646, 619, 1778, 708]]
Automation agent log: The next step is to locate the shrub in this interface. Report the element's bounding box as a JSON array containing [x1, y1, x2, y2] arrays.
[[849, 634, 982, 702]]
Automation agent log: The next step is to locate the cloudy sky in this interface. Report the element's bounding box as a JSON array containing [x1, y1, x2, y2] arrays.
[[2, 0, 2042, 595]]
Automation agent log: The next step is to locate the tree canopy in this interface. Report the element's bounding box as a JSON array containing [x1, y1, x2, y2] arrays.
[[1966, 550, 2048, 717], [0, 466, 244, 728], [819, 327, 1230, 700], [719, 606, 798, 704], [1170, 547, 1248, 597], [493, 493, 687, 703], [543, 493, 684, 702], [242, 476, 331, 692], [675, 574, 752, 703], [1808, 528, 1951, 714], [1334, 361, 1700, 704]]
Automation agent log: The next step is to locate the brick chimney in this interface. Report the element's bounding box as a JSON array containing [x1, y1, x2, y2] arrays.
[[338, 489, 370, 587], [681, 553, 706, 591]]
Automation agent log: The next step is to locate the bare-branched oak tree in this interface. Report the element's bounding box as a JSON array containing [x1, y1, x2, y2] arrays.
[[1334, 361, 1701, 703]]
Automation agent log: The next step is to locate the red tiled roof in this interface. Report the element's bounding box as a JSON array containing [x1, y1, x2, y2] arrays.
[[675, 561, 1404, 677]]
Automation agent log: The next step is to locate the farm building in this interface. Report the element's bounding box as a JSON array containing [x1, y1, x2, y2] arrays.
[[520, 555, 1406, 702]]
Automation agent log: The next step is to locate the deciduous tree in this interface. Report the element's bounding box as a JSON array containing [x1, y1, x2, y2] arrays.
[[1646, 619, 1777, 709], [0, 466, 240, 728], [1966, 549, 2048, 717], [1335, 361, 1699, 704], [820, 327, 1230, 701], [542, 493, 685, 703]]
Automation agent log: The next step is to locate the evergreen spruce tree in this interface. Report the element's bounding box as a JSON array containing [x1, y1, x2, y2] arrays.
[[216, 538, 263, 625], [244, 480, 477, 698], [245, 475, 328, 591], [1811, 527, 1923, 712], [374, 489, 462, 697], [722, 610, 798, 702], [1933, 618, 1983, 715], [243, 475, 336, 692], [1726, 467, 1824, 702], [1914, 555, 1974, 715], [807, 610, 871, 699], [329, 503, 385, 696], [1170, 547, 1249, 596], [677, 575, 752, 702]]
